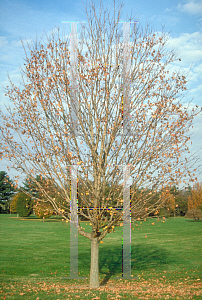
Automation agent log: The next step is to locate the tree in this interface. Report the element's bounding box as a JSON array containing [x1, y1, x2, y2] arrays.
[[174, 186, 190, 216], [161, 188, 176, 217], [186, 183, 202, 221], [21, 175, 41, 198], [0, 171, 15, 213], [185, 209, 202, 221], [188, 182, 202, 210], [0, 0, 200, 288], [15, 192, 33, 218]]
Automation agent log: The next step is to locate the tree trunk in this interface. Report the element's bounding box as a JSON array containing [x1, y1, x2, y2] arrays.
[[90, 237, 99, 288]]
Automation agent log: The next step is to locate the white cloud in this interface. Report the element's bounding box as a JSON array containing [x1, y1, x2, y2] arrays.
[[163, 31, 202, 111], [0, 37, 8, 48], [190, 83, 202, 94], [178, 1, 202, 15], [11, 38, 33, 48], [193, 63, 202, 76], [167, 32, 202, 64]]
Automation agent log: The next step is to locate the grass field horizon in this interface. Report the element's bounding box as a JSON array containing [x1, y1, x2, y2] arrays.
[[0, 214, 201, 299]]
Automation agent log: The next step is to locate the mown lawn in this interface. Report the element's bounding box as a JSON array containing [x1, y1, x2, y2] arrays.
[[0, 214, 201, 299]]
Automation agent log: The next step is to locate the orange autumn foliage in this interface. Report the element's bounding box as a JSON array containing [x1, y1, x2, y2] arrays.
[[10, 194, 18, 213], [34, 201, 53, 219], [188, 182, 202, 210]]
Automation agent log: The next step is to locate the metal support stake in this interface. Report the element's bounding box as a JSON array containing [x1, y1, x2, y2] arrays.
[[61, 165, 86, 280], [123, 22, 132, 137], [122, 165, 131, 278], [61, 21, 86, 280], [70, 165, 79, 278], [116, 20, 139, 280], [70, 22, 78, 135]]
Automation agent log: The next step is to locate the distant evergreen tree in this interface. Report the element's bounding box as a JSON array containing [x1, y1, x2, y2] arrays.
[[0, 171, 15, 213], [21, 175, 43, 198]]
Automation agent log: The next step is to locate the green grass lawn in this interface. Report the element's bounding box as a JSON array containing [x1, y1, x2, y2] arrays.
[[0, 214, 201, 299]]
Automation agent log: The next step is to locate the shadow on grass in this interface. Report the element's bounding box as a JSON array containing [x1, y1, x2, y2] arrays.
[[40, 219, 62, 222], [98, 244, 177, 286]]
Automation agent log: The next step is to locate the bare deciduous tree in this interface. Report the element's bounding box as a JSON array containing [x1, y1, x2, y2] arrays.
[[0, 0, 200, 288]]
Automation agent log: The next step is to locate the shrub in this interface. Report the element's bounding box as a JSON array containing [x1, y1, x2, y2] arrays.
[[185, 209, 202, 221], [159, 207, 170, 218], [16, 192, 33, 217], [34, 201, 53, 219]]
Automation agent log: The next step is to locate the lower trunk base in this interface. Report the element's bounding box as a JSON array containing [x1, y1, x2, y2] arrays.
[[90, 237, 99, 288]]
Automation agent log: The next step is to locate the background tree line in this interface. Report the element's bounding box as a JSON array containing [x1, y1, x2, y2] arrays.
[[1, 171, 201, 220]]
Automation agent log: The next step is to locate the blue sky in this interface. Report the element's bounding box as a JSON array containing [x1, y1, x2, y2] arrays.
[[0, 0, 202, 185]]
